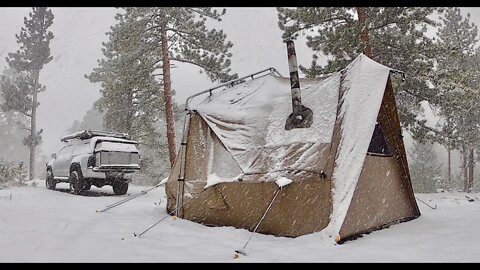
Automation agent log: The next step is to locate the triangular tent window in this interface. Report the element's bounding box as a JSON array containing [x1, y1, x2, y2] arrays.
[[367, 123, 391, 156]]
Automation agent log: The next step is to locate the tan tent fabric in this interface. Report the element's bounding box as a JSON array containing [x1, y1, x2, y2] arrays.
[[166, 54, 420, 243], [167, 112, 333, 236], [181, 173, 332, 237], [338, 154, 419, 241], [337, 81, 420, 241]]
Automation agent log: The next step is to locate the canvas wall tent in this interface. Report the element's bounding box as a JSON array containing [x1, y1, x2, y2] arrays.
[[165, 54, 420, 243]]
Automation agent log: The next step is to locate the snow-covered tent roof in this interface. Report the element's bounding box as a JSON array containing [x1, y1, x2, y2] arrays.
[[166, 54, 420, 243], [192, 68, 339, 185]]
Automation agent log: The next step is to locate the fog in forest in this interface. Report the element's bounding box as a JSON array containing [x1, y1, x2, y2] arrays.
[[1, 7, 480, 191]]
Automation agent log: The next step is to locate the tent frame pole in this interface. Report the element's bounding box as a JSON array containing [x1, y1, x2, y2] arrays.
[[175, 111, 191, 217], [184, 67, 282, 111]]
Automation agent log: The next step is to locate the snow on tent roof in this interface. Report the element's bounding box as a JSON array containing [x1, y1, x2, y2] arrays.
[[192, 71, 340, 175]]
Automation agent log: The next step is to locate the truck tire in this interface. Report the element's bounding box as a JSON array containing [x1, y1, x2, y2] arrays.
[[69, 169, 85, 195], [112, 181, 128, 195], [46, 169, 56, 190]]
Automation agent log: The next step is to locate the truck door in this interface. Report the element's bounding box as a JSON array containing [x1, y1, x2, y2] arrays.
[[53, 144, 76, 177]]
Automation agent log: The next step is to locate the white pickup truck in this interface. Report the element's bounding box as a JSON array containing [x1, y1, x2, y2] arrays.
[[46, 130, 141, 195]]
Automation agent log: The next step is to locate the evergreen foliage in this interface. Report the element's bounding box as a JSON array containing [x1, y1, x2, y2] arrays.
[[277, 7, 438, 132], [409, 141, 444, 193], [86, 8, 235, 183], [0, 8, 54, 179]]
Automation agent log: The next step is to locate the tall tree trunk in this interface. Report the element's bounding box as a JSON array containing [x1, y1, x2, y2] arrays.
[[463, 146, 468, 192], [161, 29, 177, 167], [127, 87, 134, 134], [29, 72, 38, 180], [468, 148, 474, 193], [447, 146, 451, 190], [356, 7, 372, 58]]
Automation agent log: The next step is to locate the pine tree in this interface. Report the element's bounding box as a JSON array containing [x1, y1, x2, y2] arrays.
[[85, 9, 166, 180], [0, 111, 30, 162], [131, 7, 236, 167], [0, 82, 29, 163], [432, 8, 480, 192], [67, 105, 105, 132], [0, 8, 54, 180], [409, 140, 444, 193], [277, 7, 438, 133], [87, 8, 236, 181]]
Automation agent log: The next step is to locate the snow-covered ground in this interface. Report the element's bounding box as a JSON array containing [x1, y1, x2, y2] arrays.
[[0, 180, 479, 262]]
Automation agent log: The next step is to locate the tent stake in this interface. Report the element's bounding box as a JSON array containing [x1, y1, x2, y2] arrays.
[[415, 196, 437, 210], [133, 190, 204, 238]]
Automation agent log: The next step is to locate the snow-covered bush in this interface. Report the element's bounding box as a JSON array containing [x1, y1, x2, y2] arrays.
[[0, 160, 27, 189]]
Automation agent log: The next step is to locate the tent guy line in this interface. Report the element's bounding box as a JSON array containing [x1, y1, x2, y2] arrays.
[[133, 189, 206, 239], [96, 177, 168, 213], [235, 177, 293, 257]]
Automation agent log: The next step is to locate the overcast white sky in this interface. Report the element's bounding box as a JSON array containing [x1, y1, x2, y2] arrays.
[[1, 7, 480, 156]]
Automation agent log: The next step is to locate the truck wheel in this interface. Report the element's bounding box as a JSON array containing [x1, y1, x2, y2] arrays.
[[46, 169, 56, 190], [112, 181, 128, 195], [69, 169, 85, 195]]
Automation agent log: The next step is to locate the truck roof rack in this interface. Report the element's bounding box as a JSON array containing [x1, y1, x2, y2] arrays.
[[60, 130, 129, 142]]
